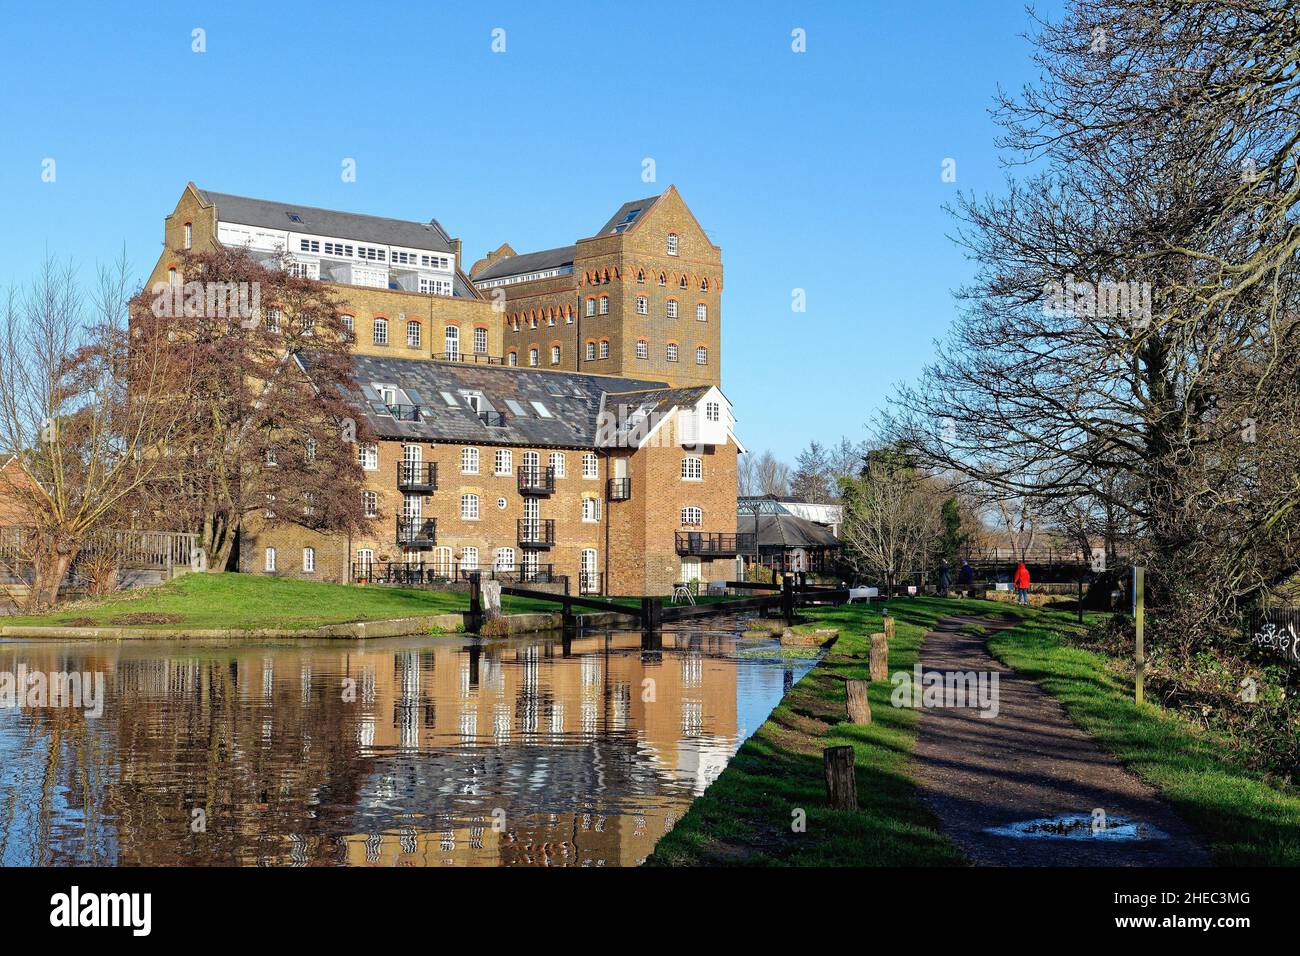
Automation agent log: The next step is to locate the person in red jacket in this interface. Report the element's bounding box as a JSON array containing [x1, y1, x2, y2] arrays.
[[1013, 562, 1030, 606]]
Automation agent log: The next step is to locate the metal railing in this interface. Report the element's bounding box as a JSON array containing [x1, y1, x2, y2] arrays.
[[607, 477, 630, 501], [517, 466, 555, 495], [432, 352, 504, 366], [396, 461, 437, 492], [478, 410, 506, 427], [385, 403, 422, 422], [395, 517, 437, 547], [675, 531, 756, 556], [517, 518, 556, 548]]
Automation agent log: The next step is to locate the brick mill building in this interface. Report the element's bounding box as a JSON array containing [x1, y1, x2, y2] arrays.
[[148, 183, 745, 596]]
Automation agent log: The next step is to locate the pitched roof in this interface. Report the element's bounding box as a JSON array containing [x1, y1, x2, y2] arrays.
[[598, 385, 716, 446], [471, 244, 576, 281], [298, 353, 674, 448], [592, 195, 660, 237], [196, 188, 454, 253], [740, 512, 841, 550]]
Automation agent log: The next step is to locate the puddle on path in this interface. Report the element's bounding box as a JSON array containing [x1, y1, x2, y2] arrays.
[[984, 814, 1169, 842]]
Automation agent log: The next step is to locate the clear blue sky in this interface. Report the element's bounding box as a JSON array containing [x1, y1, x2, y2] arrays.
[[0, 0, 1052, 463]]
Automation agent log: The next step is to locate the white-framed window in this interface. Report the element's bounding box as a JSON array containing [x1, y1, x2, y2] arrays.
[[529, 348, 538, 367], [302, 547, 315, 573], [549, 452, 566, 478], [444, 325, 459, 359], [497, 496, 508, 509], [494, 449, 512, 475], [522, 451, 540, 475], [359, 442, 378, 470], [551, 345, 561, 365], [582, 453, 598, 479], [461, 447, 479, 474], [474, 327, 487, 353], [598, 340, 609, 359], [705, 401, 721, 422], [667, 233, 679, 256], [168, 266, 178, 286], [305, 439, 317, 462], [265, 307, 282, 333], [696, 303, 707, 322], [372, 317, 387, 345], [183, 222, 192, 249], [666, 343, 679, 362], [355, 548, 374, 577], [264, 494, 276, 518], [696, 346, 709, 365], [461, 493, 479, 520], [407, 320, 421, 348], [681, 506, 703, 526], [302, 490, 316, 516], [580, 549, 598, 591], [666, 300, 678, 319], [682, 456, 703, 480], [636, 296, 647, 315], [507, 351, 517, 366], [265, 445, 278, 466], [599, 295, 609, 315], [494, 547, 515, 571], [581, 497, 600, 522], [657, 272, 667, 286], [461, 546, 479, 571], [585, 342, 596, 361], [585, 297, 596, 317], [265, 547, 277, 572], [362, 491, 377, 518]]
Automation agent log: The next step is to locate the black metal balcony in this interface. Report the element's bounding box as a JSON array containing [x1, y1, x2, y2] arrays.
[[385, 403, 422, 422], [517, 519, 555, 549], [607, 477, 631, 501], [396, 461, 437, 492], [432, 351, 503, 366], [517, 466, 555, 495], [479, 410, 506, 427], [579, 571, 603, 595], [396, 517, 437, 548], [675, 531, 755, 556]]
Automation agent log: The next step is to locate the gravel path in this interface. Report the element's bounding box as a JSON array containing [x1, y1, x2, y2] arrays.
[[912, 615, 1209, 866]]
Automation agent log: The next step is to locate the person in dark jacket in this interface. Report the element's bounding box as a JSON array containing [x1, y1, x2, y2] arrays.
[[937, 560, 951, 597], [957, 559, 974, 596]]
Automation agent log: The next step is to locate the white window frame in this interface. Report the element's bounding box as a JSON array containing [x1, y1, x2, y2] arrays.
[[696, 346, 709, 365], [585, 297, 596, 317], [494, 547, 515, 571], [667, 233, 679, 256], [635, 340, 648, 360], [582, 453, 598, 479], [359, 442, 378, 470], [598, 340, 609, 359], [681, 506, 703, 526], [362, 491, 377, 518], [183, 222, 192, 249], [444, 325, 459, 359], [551, 345, 561, 365], [705, 401, 721, 422], [461, 547, 479, 571], [461, 493, 480, 520], [666, 343, 679, 362], [549, 452, 566, 478], [302, 547, 315, 573], [696, 303, 707, 322], [407, 320, 421, 348], [494, 449, 513, 476], [667, 300, 678, 319], [474, 327, 488, 353], [599, 296, 609, 315], [636, 296, 647, 315], [265, 547, 277, 572], [682, 456, 703, 481], [581, 497, 600, 522], [372, 317, 387, 345], [461, 447, 479, 474]]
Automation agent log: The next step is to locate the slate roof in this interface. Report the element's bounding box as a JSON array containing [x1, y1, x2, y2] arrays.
[[593, 195, 661, 237], [739, 512, 841, 551], [197, 188, 454, 253], [472, 244, 576, 282], [298, 353, 673, 448]]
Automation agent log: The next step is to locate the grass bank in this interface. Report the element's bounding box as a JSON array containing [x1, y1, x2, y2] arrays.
[[0, 572, 561, 631], [987, 611, 1300, 866], [647, 595, 1013, 865]]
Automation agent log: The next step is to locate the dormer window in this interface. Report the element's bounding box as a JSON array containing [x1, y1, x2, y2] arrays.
[[667, 233, 679, 256]]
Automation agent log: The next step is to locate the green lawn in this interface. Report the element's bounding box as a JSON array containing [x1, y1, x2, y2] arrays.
[[987, 612, 1300, 866], [0, 572, 560, 631], [647, 595, 1010, 865]]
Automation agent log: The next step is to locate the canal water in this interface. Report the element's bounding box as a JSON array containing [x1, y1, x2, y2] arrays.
[[0, 625, 816, 866]]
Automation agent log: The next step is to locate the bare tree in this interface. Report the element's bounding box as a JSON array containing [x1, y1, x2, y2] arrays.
[[752, 450, 792, 498], [838, 448, 943, 590]]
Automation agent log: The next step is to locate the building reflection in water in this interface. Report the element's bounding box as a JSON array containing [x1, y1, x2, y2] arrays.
[[0, 629, 811, 867]]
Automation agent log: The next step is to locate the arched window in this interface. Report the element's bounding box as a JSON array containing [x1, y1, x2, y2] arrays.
[[528, 347, 539, 367], [460, 493, 480, 520], [635, 339, 648, 360], [681, 506, 703, 526], [585, 341, 596, 361], [183, 222, 193, 249], [636, 270, 645, 284], [444, 325, 459, 359], [551, 345, 561, 365], [678, 275, 688, 289], [658, 272, 667, 286], [700, 277, 709, 291], [507, 350, 518, 366], [372, 317, 388, 345], [598, 339, 609, 359], [340, 315, 355, 340], [460, 447, 479, 474], [586, 297, 596, 317], [666, 342, 679, 362], [406, 320, 421, 348], [681, 456, 703, 480], [696, 345, 709, 365]]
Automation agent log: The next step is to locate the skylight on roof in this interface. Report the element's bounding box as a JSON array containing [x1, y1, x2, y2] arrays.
[[505, 399, 527, 416], [530, 401, 553, 419], [287, 212, 303, 223], [440, 391, 458, 406]]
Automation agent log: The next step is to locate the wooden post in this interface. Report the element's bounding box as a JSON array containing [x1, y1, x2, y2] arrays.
[[869, 632, 889, 681], [883, 613, 896, 642], [846, 679, 871, 724], [823, 746, 858, 810], [781, 574, 795, 623], [468, 571, 482, 633], [1133, 565, 1145, 705], [641, 596, 661, 632], [1077, 577, 1084, 624]]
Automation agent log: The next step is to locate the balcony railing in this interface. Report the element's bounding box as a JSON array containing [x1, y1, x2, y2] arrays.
[[396, 517, 437, 548], [432, 352, 504, 366], [517, 466, 555, 495], [396, 461, 437, 492], [385, 403, 422, 422], [460, 564, 562, 585], [517, 518, 556, 549], [350, 561, 563, 586], [478, 410, 506, 427], [607, 477, 631, 501], [579, 571, 603, 595], [675, 531, 756, 556]]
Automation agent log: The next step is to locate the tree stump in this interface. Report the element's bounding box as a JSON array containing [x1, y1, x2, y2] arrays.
[[869, 632, 890, 681], [823, 746, 858, 810], [482, 580, 503, 622], [846, 679, 871, 724], [883, 615, 896, 641]]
